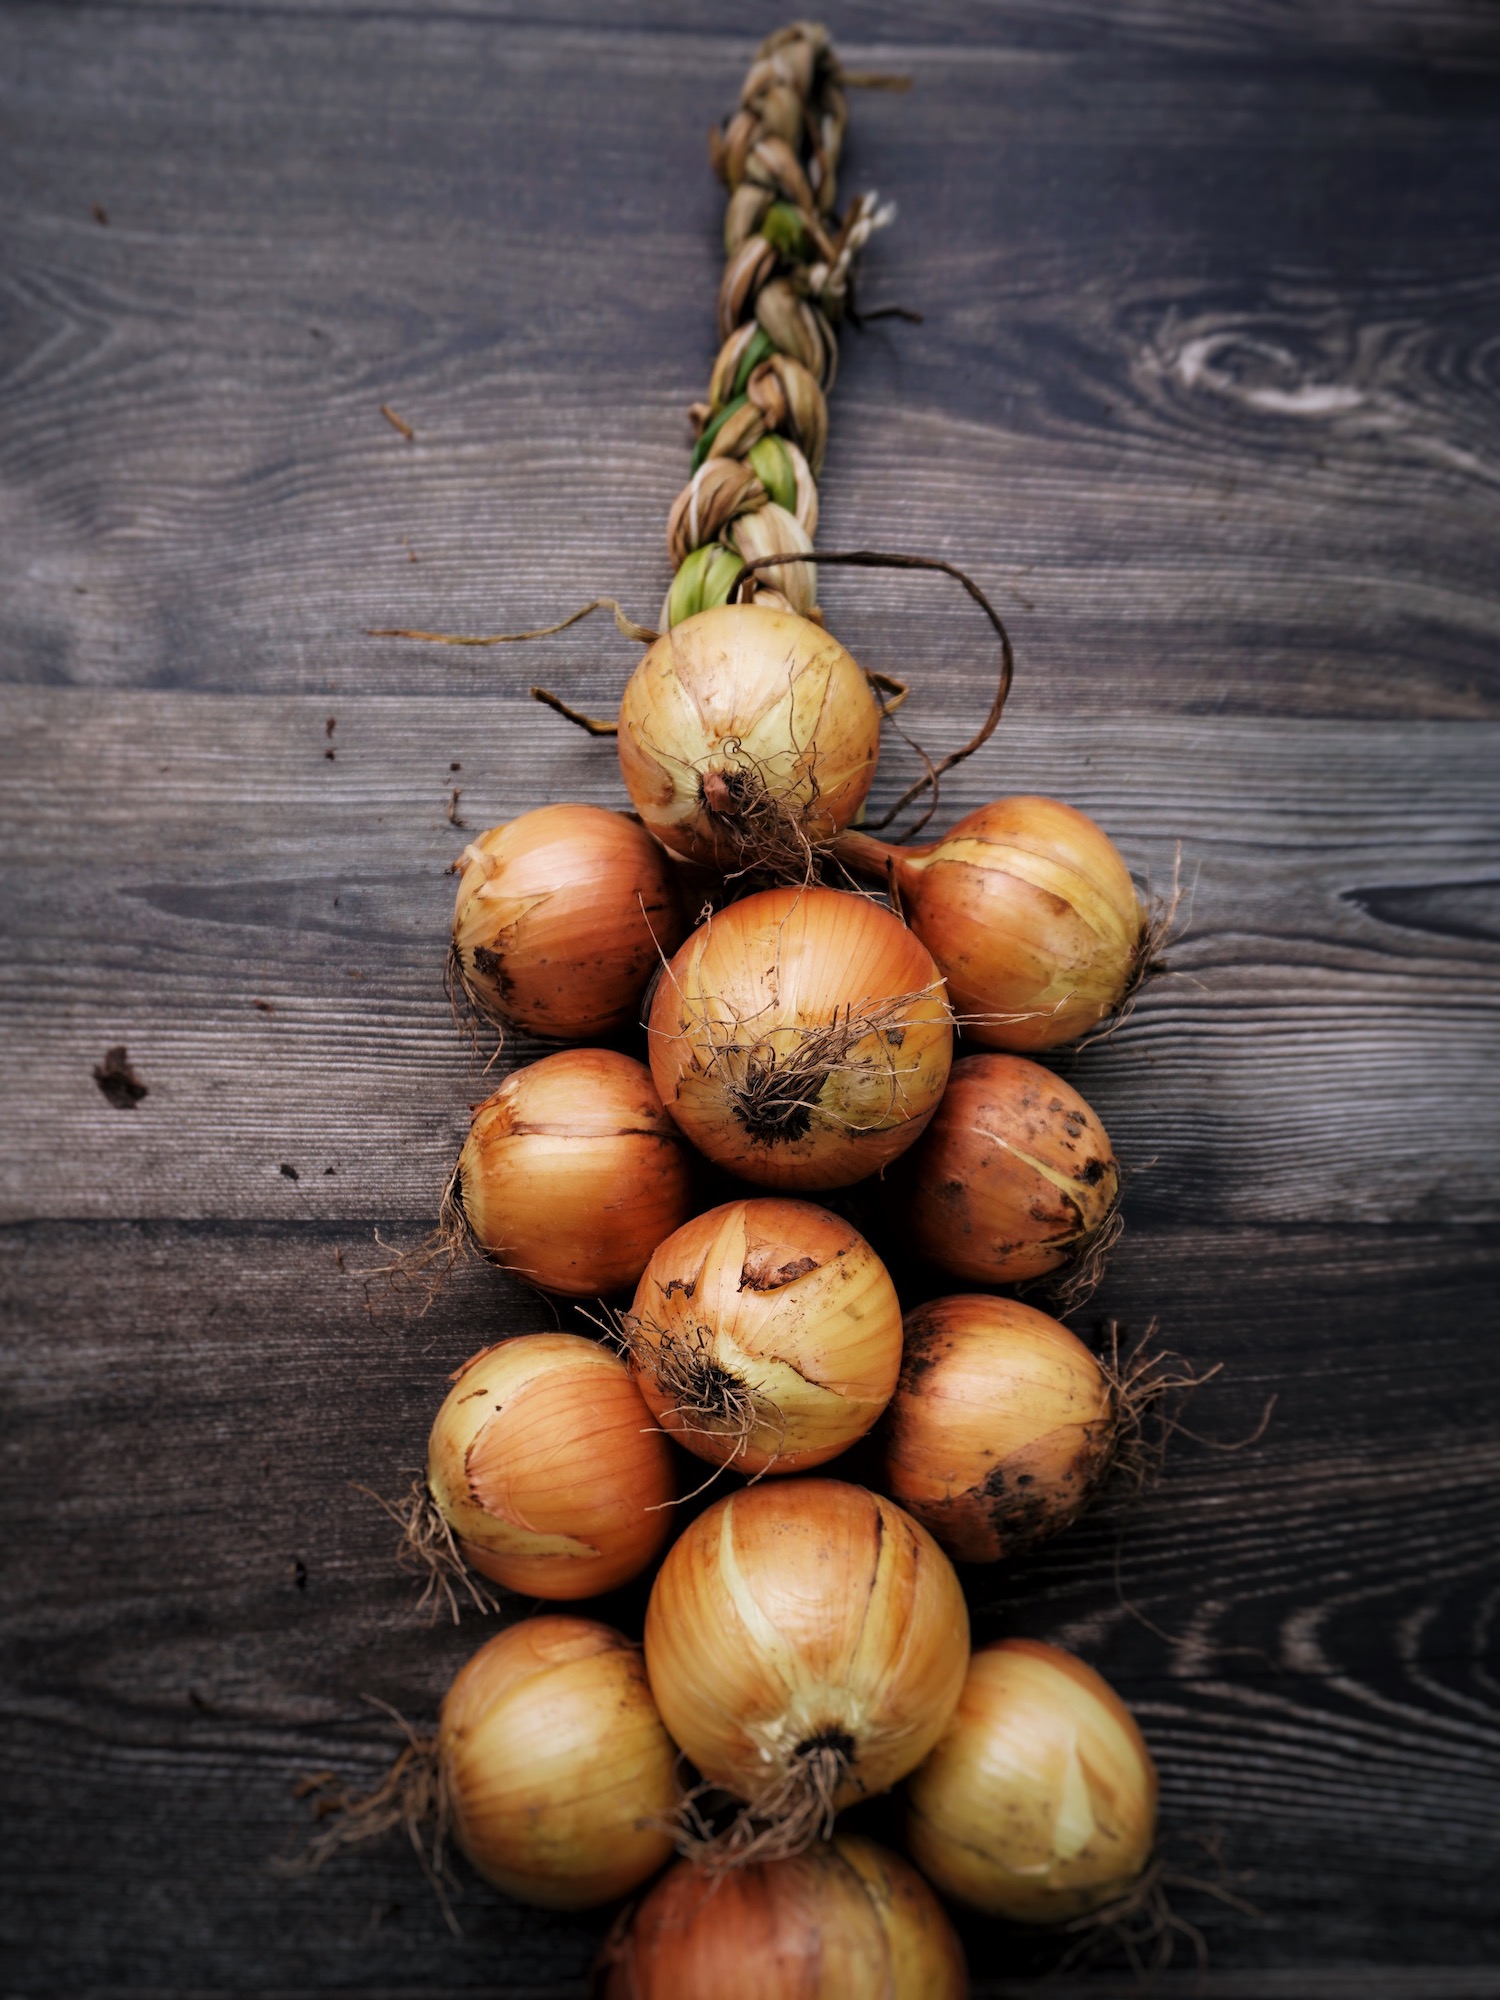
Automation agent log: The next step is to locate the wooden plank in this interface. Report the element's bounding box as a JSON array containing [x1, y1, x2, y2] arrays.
[[1, 15, 1496, 716], [1, 1221, 1495, 1992], [50, 3, 1500, 64], [1, 692, 1495, 1228]]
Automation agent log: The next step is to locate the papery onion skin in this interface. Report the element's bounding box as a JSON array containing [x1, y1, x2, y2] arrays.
[[426, 1334, 675, 1598], [836, 797, 1145, 1051], [907, 1638, 1158, 1923], [625, 1197, 903, 1474], [890, 1053, 1119, 1284], [457, 1048, 696, 1296], [648, 886, 953, 1191], [595, 1836, 968, 1999], [643, 1479, 970, 1820], [880, 1296, 1115, 1562], [440, 1616, 678, 1908], [617, 604, 881, 869], [451, 804, 685, 1039]]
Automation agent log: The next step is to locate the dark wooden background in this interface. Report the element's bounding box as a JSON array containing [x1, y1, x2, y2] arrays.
[[3, 4, 1498, 1995]]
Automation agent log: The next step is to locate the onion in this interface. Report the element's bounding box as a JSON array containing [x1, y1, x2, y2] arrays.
[[595, 1836, 968, 1998], [648, 886, 952, 1190], [907, 1638, 1157, 1923], [418, 1334, 675, 1601], [889, 1052, 1120, 1291], [621, 1198, 902, 1476], [835, 797, 1148, 1051], [616, 604, 882, 872], [450, 804, 684, 1039], [291, 1617, 678, 1912], [643, 1479, 970, 1858], [451, 1048, 696, 1296], [442, 1616, 680, 1907], [879, 1295, 1116, 1561]]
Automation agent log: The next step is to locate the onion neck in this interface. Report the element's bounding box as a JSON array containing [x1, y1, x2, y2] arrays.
[[830, 828, 924, 886]]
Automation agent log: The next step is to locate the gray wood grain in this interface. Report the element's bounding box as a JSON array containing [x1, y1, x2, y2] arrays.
[[2, 692, 1495, 1228], [1, 1221, 1496, 1991], [2, 14, 1497, 716], [2, 3, 1498, 1992]]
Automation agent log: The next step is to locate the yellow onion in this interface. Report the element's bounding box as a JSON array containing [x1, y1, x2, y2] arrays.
[[648, 886, 953, 1191], [423, 1334, 675, 1599], [907, 1639, 1157, 1923], [889, 1053, 1119, 1287], [450, 804, 685, 1039], [616, 604, 882, 872], [880, 1296, 1116, 1561], [644, 1480, 970, 1855], [622, 1198, 902, 1475], [595, 1836, 968, 1998], [453, 1049, 696, 1296], [440, 1616, 679, 1907], [836, 797, 1147, 1051]]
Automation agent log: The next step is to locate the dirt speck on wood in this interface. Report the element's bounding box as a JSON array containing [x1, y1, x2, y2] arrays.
[[93, 1046, 147, 1109]]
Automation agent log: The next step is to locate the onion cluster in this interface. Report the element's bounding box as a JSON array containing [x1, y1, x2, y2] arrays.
[[320, 24, 1196, 1987]]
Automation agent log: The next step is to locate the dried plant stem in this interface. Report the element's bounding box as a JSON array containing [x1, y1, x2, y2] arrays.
[[733, 548, 1014, 838]]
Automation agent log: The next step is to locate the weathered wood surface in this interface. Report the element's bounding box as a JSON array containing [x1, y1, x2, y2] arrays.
[[2, 5, 1498, 1996]]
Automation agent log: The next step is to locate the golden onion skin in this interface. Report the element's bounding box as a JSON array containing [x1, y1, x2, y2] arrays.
[[892, 1053, 1119, 1284], [439, 1617, 678, 1908], [648, 886, 953, 1191], [626, 1198, 904, 1474], [595, 1836, 969, 1999], [880, 1296, 1116, 1562], [836, 797, 1145, 1051], [457, 1048, 696, 1296], [907, 1638, 1158, 1923], [451, 804, 685, 1038], [427, 1335, 675, 1599], [643, 1479, 970, 1817], [617, 604, 881, 867]]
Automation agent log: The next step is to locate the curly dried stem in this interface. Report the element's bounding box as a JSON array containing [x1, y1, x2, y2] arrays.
[[733, 548, 1014, 839]]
